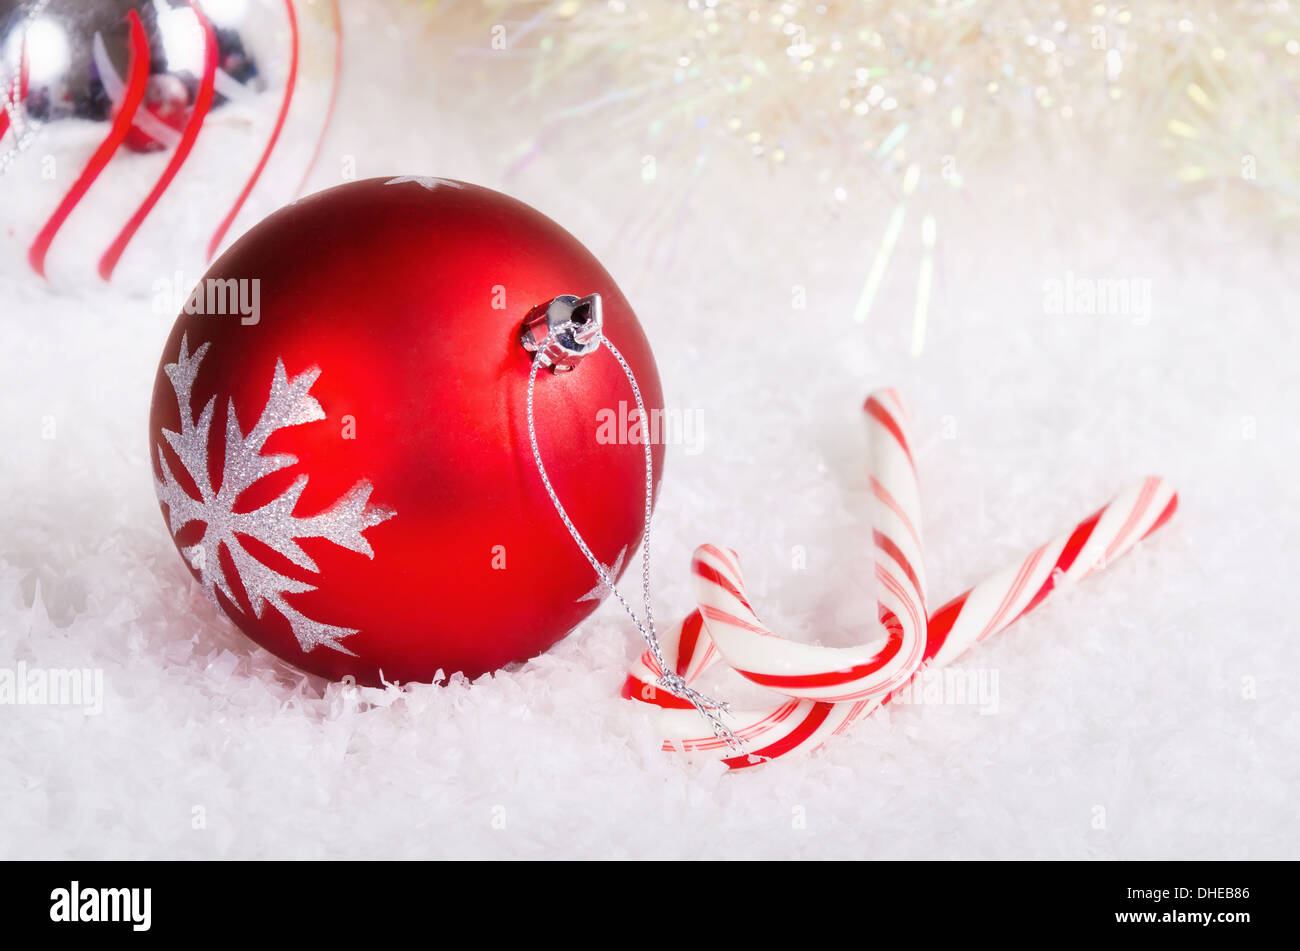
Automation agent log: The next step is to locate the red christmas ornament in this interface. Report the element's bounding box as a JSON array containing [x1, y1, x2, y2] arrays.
[[148, 177, 665, 685]]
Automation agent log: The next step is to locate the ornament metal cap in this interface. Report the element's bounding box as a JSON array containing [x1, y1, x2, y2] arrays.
[[520, 293, 603, 372]]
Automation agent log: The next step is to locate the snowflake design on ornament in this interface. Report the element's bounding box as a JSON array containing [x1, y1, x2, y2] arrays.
[[154, 334, 395, 656], [576, 546, 628, 604], [384, 176, 463, 191]]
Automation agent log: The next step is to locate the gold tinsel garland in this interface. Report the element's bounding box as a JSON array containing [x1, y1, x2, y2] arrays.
[[411, 0, 1300, 219]]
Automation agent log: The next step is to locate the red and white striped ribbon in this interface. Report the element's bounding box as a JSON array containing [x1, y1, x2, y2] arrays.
[[623, 397, 1178, 768]]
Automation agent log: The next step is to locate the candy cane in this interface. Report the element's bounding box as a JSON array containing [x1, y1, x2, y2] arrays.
[[623, 387, 928, 766], [623, 605, 890, 767], [686, 389, 927, 704], [921, 475, 1178, 669], [625, 474, 1178, 769]]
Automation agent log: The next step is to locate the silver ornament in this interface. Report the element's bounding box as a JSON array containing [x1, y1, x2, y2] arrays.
[[0, 0, 342, 286]]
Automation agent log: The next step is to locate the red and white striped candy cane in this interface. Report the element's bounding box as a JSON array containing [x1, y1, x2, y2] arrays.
[[920, 475, 1178, 670], [686, 389, 927, 704], [622, 387, 928, 766], [621, 609, 866, 768], [625, 474, 1178, 770]]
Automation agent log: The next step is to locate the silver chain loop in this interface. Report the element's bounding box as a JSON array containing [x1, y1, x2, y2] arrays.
[[526, 330, 744, 755]]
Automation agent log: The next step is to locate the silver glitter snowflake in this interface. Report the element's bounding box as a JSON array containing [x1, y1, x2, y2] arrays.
[[576, 546, 628, 604], [384, 175, 463, 191], [154, 334, 395, 656]]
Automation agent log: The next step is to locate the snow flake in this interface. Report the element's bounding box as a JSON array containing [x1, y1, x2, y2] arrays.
[[576, 546, 628, 604], [384, 176, 463, 191], [154, 334, 395, 655]]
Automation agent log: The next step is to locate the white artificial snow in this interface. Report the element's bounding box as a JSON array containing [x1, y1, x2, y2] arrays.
[[0, 3, 1295, 859]]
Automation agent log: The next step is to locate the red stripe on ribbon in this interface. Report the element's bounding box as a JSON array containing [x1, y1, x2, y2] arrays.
[[207, 0, 300, 260], [28, 11, 150, 278], [99, 0, 219, 280], [0, 59, 14, 141]]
